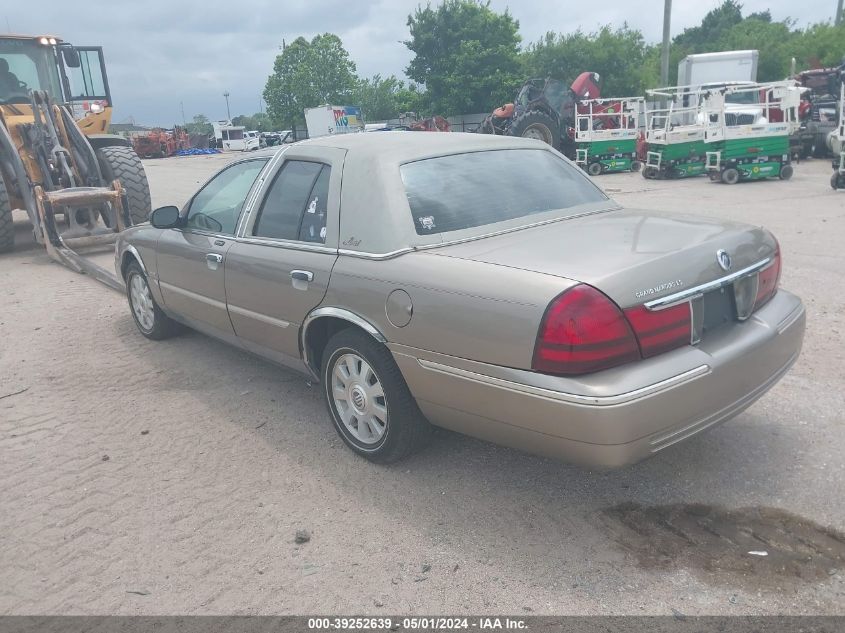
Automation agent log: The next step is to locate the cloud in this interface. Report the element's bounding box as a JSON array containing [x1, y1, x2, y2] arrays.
[[3, 0, 838, 124]]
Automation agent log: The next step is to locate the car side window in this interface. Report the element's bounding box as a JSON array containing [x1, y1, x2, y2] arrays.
[[253, 160, 330, 243], [185, 159, 266, 235]]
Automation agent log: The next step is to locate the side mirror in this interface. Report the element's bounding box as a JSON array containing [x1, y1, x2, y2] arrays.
[[62, 47, 81, 68], [150, 205, 181, 229]]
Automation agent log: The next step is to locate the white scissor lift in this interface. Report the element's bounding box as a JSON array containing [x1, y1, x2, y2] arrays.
[[641, 86, 713, 179], [573, 97, 644, 175], [702, 81, 802, 184]]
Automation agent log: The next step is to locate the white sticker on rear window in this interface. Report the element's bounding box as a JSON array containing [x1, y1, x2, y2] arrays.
[[418, 216, 436, 231]]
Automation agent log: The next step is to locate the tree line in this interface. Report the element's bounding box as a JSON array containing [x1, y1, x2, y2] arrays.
[[218, 0, 845, 131]]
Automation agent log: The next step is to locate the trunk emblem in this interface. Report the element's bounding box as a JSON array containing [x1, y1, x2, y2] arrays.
[[716, 249, 732, 271]]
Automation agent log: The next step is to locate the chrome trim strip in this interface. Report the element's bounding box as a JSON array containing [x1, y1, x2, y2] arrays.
[[236, 236, 337, 254], [300, 307, 388, 378], [227, 304, 290, 329], [158, 281, 227, 310], [416, 359, 710, 407], [644, 258, 771, 310]]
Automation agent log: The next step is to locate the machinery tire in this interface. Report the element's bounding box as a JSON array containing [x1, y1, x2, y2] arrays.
[[779, 164, 794, 181], [630, 160, 642, 172], [125, 261, 182, 340], [321, 328, 430, 463], [642, 166, 657, 180], [0, 175, 13, 254], [587, 162, 603, 176], [508, 110, 560, 150], [833, 173, 844, 190], [721, 168, 740, 185], [96, 145, 152, 225]]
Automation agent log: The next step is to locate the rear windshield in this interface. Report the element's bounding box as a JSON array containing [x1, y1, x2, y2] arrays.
[[400, 149, 607, 235]]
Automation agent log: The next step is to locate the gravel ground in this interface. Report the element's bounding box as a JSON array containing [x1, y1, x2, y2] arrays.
[[1, 152, 843, 615]]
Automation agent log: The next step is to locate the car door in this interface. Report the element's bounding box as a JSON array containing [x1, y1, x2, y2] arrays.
[[155, 158, 268, 340], [224, 146, 345, 364]]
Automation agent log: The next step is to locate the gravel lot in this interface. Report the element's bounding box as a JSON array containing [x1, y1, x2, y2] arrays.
[[1, 151, 843, 615]]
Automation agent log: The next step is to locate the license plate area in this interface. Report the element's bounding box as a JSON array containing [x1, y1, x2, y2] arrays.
[[700, 285, 736, 336]]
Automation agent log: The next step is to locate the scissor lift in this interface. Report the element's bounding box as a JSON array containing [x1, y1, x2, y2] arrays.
[[573, 97, 643, 176]]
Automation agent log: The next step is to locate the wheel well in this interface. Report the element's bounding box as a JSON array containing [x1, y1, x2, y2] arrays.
[[303, 316, 376, 376], [120, 251, 140, 280], [87, 134, 132, 151]]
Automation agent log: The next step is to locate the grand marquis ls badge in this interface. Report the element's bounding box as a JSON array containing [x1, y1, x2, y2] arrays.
[[716, 249, 732, 271]]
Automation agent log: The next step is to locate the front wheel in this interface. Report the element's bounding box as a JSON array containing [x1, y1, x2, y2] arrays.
[[125, 262, 182, 340], [642, 166, 657, 180], [587, 162, 603, 177], [833, 172, 845, 190], [322, 329, 430, 463], [779, 164, 794, 180], [721, 168, 740, 185], [0, 174, 13, 254], [508, 110, 560, 150], [630, 160, 642, 172]]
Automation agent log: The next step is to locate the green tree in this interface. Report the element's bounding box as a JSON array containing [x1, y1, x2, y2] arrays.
[[790, 22, 845, 70], [673, 1, 744, 52], [405, 0, 521, 115], [264, 34, 358, 130], [352, 75, 426, 120], [232, 112, 272, 131], [523, 25, 658, 97], [185, 114, 212, 136], [716, 16, 793, 81]]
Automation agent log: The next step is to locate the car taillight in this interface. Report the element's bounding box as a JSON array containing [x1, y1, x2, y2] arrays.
[[754, 246, 781, 310], [532, 284, 640, 375], [624, 302, 692, 358]]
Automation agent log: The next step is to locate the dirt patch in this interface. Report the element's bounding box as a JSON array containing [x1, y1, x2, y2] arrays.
[[600, 503, 845, 587]]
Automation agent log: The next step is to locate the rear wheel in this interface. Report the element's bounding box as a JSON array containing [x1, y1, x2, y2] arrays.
[[833, 172, 844, 190], [508, 110, 560, 150], [96, 145, 152, 225], [779, 164, 793, 180], [642, 166, 657, 179], [125, 262, 182, 340], [0, 175, 12, 254], [721, 168, 740, 185], [587, 162, 603, 176], [322, 329, 430, 463], [630, 160, 642, 172]]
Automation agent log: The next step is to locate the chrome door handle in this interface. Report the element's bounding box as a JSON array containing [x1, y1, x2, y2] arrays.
[[206, 253, 223, 270], [290, 270, 314, 282]]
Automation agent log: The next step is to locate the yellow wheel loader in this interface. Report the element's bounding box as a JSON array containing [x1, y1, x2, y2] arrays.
[[0, 34, 151, 288]]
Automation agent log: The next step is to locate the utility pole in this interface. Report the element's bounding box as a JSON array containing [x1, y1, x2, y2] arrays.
[[660, 0, 672, 87], [223, 91, 231, 122], [180, 101, 186, 126], [836, 0, 843, 25]]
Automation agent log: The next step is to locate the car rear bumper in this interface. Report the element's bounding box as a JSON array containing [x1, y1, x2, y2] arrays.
[[391, 290, 805, 468]]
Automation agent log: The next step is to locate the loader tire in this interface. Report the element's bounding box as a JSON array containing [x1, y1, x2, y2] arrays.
[[96, 145, 152, 225], [0, 176, 13, 254], [508, 110, 560, 150]]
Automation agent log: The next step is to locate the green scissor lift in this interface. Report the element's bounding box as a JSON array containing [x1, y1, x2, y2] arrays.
[[574, 97, 643, 175], [642, 86, 711, 180], [704, 81, 801, 184]]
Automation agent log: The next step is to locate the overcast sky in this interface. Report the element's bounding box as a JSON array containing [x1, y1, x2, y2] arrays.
[[3, 0, 839, 125]]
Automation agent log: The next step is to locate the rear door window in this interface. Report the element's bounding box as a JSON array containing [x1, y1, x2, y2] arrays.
[[400, 149, 607, 235], [253, 160, 330, 243]]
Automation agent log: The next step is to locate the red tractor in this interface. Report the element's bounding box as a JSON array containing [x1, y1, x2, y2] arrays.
[[478, 72, 601, 158]]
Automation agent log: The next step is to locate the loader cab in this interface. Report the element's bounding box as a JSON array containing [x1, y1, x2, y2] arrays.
[[0, 35, 113, 131]]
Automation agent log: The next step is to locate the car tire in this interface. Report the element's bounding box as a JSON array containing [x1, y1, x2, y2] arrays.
[[721, 167, 740, 185], [125, 262, 182, 340], [587, 162, 603, 176], [0, 174, 13, 254], [96, 145, 152, 225], [322, 328, 430, 463], [779, 164, 794, 180]]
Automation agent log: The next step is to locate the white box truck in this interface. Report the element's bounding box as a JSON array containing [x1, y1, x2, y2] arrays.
[[305, 105, 365, 138], [677, 50, 759, 89]]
